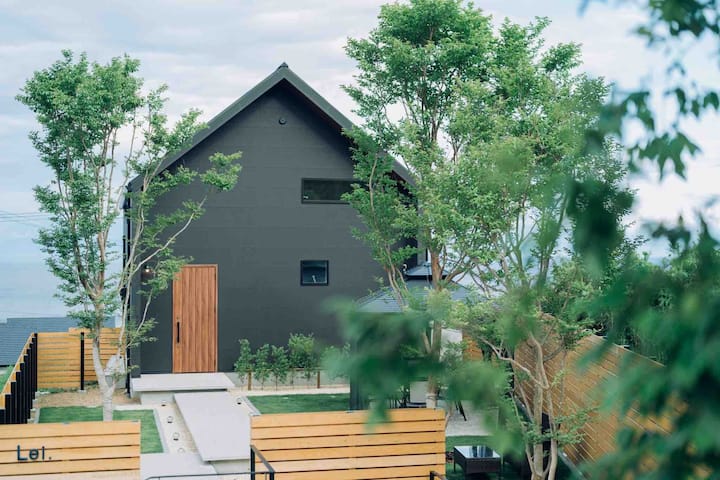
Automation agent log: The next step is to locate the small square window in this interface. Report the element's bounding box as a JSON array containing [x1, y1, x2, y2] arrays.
[[301, 260, 328, 286]]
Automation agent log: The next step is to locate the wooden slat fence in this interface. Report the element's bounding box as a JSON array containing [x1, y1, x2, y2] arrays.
[[251, 408, 446, 480], [37, 328, 121, 390], [0, 334, 37, 424], [0, 420, 140, 478], [515, 334, 672, 467]]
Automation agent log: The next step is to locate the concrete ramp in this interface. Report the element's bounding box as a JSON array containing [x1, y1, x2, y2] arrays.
[[175, 391, 251, 462]]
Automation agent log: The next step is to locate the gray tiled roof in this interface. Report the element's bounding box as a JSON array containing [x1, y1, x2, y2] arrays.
[[404, 261, 451, 279], [357, 279, 476, 313], [0, 317, 114, 365]]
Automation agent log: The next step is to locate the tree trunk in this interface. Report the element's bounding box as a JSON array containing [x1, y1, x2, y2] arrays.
[[530, 343, 545, 480], [548, 438, 559, 480], [92, 334, 115, 421], [427, 251, 443, 409]]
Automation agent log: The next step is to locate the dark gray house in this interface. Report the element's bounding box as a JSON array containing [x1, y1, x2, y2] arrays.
[[127, 64, 415, 374]]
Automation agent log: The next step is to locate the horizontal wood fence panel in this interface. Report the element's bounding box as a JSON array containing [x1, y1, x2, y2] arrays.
[[252, 420, 445, 440], [37, 328, 121, 389], [0, 420, 138, 439], [253, 464, 446, 480], [252, 431, 441, 451], [0, 433, 138, 451], [515, 334, 672, 467], [252, 408, 445, 480], [259, 442, 445, 461], [0, 421, 139, 477], [269, 453, 446, 472], [252, 408, 442, 427]]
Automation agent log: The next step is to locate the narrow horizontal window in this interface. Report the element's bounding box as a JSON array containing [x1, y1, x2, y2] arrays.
[[301, 260, 329, 286], [301, 178, 357, 203]]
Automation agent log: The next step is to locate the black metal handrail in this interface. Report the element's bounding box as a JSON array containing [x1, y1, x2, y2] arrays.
[[250, 444, 276, 480], [0, 333, 38, 424]]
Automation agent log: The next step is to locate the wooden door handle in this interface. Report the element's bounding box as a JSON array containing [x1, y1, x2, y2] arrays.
[[176, 321, 180, 344]]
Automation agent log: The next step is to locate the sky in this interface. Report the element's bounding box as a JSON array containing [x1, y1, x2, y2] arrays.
[[0, 0, 718, 321]]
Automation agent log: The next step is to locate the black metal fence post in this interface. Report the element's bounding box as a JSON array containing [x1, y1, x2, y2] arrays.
[[0, 333, 40, 424], [80, 331, 85, 391]]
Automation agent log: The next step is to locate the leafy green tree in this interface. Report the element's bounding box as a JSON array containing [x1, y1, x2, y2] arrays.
[[344, 0, 496, 408], [567, 3, 720, 478], [345, 2, 631, 476], [234, 339, 253, 386], [17, 51, 241, 420]]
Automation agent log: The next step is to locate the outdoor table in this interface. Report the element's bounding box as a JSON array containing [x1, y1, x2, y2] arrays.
[[453, 445, 502, 479]]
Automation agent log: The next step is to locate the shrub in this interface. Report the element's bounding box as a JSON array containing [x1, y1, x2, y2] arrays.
[[322, 343, 351, 382], [233, 339, 253, 385], [288, 333, 320, 382]]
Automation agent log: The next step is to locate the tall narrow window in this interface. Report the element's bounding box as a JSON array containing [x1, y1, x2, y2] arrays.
[[301, 260, 329, 286], [301, 179, 356, 203]]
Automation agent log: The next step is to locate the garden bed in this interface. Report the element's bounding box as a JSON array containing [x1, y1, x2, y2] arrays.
[[38, 406, 163, 453]]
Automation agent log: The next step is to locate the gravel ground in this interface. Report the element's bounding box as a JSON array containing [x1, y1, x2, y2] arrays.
[[35, 385, 138, 408]]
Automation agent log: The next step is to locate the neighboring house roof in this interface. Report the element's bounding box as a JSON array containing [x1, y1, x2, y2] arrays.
[[357, 279, 475, 313], [404, 261, 451, 280], [129, 63, 411, 190], [0, 317, 114, 365]]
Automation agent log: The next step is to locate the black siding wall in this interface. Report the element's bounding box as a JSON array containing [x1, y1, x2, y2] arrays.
[[138, 83, 404, 373]]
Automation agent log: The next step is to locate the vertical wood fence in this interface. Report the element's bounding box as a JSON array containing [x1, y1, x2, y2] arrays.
[[37, 328, 121, 390], [0, 334, 37, 425]]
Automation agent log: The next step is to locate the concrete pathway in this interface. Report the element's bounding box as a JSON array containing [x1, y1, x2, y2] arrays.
[[446, 402, 497, 437], [175, 391, 251, 462], [141, 453, 217, 479]]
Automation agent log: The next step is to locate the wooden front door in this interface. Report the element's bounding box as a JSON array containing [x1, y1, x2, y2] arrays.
[[172, 264, 218, 373]]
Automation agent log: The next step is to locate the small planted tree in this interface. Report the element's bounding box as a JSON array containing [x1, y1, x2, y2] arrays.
[[288, 333, 319, 384], [234, 339, 253, 386], [18, 51, 241, 420], [253, 344, 272, 390], [270, 346, 290, 390]]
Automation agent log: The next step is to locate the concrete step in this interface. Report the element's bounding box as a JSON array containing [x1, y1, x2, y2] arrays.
[[131, 373, 234, 405], [175, 391, 251, 462]]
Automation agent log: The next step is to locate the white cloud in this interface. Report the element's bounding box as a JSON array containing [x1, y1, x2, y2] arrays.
[[0, 0, 719, 317]]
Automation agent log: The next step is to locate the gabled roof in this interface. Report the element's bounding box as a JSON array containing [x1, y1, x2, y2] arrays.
[[129, 63, 410, 190]]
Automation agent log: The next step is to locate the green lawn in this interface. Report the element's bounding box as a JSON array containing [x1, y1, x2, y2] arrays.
[[248, 393, 349, 414], [0, 366, 10, 391], [38, 406, 163, 454]]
